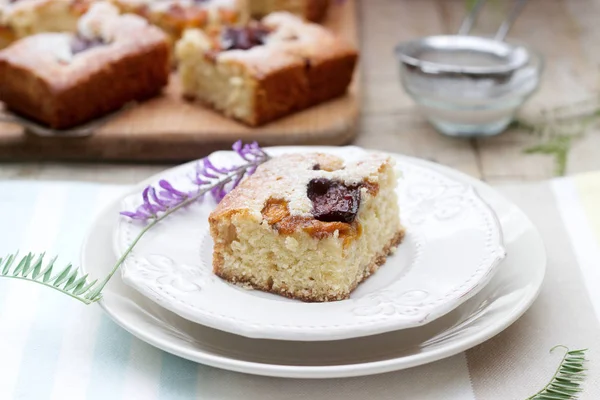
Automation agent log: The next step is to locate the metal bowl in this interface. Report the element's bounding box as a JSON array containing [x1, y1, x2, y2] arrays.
[[395, 35, 543, 137]]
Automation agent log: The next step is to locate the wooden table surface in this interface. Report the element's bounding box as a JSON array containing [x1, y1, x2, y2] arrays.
[[2, 0, 599, 184]]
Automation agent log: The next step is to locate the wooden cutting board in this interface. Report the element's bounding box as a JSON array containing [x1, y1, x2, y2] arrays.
[[0, 0, 359, 162]]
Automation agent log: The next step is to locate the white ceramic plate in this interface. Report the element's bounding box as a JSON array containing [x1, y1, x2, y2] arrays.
[[112, 147, 506, 341], [81, 152, 545, 378]]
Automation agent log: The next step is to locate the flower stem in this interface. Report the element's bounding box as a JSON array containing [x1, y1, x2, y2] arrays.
[[90, 162, 263, 301]]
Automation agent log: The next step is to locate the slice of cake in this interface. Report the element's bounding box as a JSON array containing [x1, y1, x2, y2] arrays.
[[209, 152, 404, 302], [176, 11, 357, 126], [247, 0, 330, 22], [0, 0, 93, 49], [0, 2, 170, 129], [110, 0, 243, 49]]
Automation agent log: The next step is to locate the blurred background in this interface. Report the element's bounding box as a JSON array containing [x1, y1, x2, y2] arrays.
[[1, 0, 598, 184]]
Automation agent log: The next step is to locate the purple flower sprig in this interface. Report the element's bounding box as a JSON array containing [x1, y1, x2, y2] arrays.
[[120, 141, 269, 221], [192, 141, 266, 203], [93, 141, 270, 297], [119, 181, 192, 220]]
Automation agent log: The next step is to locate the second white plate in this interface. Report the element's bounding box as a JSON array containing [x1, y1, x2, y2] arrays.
[[81, 152, 545, 378]]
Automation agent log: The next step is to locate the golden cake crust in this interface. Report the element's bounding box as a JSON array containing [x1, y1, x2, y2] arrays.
[[0, 24, 14, 48], [214, 48, 310, 125], [262, 11, 356, 105], [247, 0, 330, 22]]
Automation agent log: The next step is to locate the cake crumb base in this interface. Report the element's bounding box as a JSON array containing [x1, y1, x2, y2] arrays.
[[216, 227, 406, 302]]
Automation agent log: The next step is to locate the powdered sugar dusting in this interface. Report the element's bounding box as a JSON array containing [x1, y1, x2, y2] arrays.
[[114, 0, 237, 13], [213, 152, 394, 219], [78, 2, 149, 42]]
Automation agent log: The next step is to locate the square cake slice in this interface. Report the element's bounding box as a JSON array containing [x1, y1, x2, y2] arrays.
[[0, 0, 94, 49], [0, 2, 170, 129], [209, 152, 404, 302], [110, 0, 243, 50], [175, 11, 357, 126]]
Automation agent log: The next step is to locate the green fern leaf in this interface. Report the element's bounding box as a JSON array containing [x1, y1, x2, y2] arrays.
[[74, 278, 98, 296], [30, 254, 44, 279], [0, 252, 101, 305], [524, 135, 572, 176], [64, 273, 88, 292], [1, 252, 17, 275], [61, 268, 79, 290], [22, 253, 41, 276], [13, 253, 31, 276], [41, 256, 57, 283], [527, 346, 588, 400], [53, 264, 73, 287]]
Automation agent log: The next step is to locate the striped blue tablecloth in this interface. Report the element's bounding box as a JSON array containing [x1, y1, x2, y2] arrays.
[[0, 178, 598, 400]]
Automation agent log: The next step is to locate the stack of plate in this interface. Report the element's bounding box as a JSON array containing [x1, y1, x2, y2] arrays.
[[81, 146, 546, 379]]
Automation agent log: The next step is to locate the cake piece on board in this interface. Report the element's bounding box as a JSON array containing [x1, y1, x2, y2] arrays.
[[110, 0, 244, 49], [0, 2, 170, 129], [176, 11, 357, 126], [0, 0, 94, 49]]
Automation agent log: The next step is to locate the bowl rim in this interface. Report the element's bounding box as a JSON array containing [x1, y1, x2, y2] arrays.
[[394, 35, 540, 76]]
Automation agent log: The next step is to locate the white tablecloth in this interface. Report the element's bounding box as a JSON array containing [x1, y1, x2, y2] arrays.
[[0, 177, 598, 399]]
